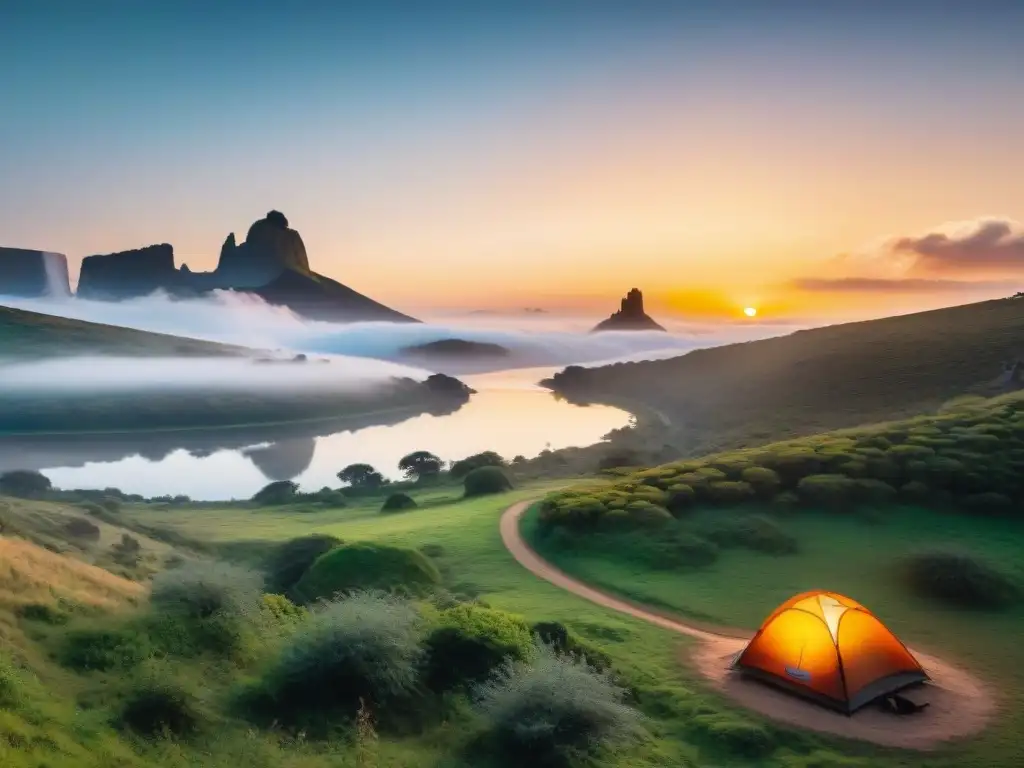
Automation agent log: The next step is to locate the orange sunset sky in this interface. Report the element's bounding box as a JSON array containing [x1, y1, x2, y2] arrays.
[[3, 4, 1023, 323]]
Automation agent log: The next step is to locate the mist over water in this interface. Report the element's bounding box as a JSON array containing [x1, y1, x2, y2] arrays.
[[3, 291, 798, 374]]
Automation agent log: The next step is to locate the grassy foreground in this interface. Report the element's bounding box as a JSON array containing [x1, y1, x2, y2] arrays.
[[0, 479, 943, 768]]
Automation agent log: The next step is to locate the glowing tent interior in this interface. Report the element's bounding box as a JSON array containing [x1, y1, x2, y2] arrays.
[[733, 590, 928, 714]]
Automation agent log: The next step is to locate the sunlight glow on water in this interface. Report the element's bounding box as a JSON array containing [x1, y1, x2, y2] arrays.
[[30, 375, 629, 500]]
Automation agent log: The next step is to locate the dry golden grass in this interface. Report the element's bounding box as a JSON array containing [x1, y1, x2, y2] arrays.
[[0, 536, 144, 612]]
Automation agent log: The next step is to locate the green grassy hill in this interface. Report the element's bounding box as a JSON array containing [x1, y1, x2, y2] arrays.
[[544, 297, 1024, 456], [0, 305, 245, 359]]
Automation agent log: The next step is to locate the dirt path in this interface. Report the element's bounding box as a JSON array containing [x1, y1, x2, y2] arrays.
[[500, 500, 996, 751]]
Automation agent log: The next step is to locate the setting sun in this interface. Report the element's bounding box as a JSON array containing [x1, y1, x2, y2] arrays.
[[744, 307, 758, 317]]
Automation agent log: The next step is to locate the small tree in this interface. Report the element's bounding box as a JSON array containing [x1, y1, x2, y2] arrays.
[[398, 451, 444, 482], [0, 470, 52, 499], [463, 466, 513, 497], [337, 464, 385, 489], [449, 451, 506, 479]]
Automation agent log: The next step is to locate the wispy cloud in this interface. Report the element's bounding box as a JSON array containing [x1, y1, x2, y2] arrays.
[[793, 217, 1024, 295]]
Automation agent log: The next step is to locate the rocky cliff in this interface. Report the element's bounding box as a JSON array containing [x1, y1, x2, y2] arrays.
[[77, 244, 179, 300], [213, 210, 310, 288], [68, 210, 417, 323], [591, 288, 666, 332], [0, 248, 71, 298]]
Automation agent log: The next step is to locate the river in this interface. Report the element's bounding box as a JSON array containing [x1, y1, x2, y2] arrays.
[[0, 367, 629, 500]]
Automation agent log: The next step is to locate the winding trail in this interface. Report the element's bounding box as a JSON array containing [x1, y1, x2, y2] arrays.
[[500, 499, 996, 751]]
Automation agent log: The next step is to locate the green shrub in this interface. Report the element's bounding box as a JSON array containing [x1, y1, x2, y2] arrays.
[[625, 500, 673, 526], [474, 643, 642, 767], [903, 550, 1020, 609], [260, 593, 308, 629], [151, 562, 263, 620], [664, 484, 696, 516], [772, 490, 800, 512], [251, 480, 299, 506], [691, 712, 776, 759], [381, 492, 417, 513], [450, 451, 506, 479], [59, 627, 150, 672], [899, 481, 931, 503], [424, 604, 533, 692], [251, 592, 424, 723], [293, 543, 441, 603], [117, 678, 201, 737], [16, 602, 69, 625], [853, 479, 897, 504], [63, 517, 101, 541], [741, 466, 782, 498], [0, 469, 51, 498], [796, 474, 858, 509], [264, 534, 344, 595], [699, 515, 798, 555], [704, 480, 755, 505], [464, 466, 513, 497], [530, 621, 612, 671]]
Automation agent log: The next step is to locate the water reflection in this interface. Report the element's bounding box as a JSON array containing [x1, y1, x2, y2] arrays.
[[0, 370, 629, 500]]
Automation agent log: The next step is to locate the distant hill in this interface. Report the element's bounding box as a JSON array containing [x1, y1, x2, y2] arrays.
[[544, 297, 1024, 456], [0, 305, 245, 359], [400, 338, 510, 359]]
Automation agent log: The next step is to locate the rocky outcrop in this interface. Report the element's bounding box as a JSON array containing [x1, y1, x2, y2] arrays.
[[400, 339, 510, 359], [77, 244, 179, 300], [214, 210, 310, 288], [591, 288, 666, 332], [0, 248, 71, 298]]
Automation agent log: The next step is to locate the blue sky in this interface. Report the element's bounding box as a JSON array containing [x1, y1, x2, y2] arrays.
[[2, 1, 1023, 318]]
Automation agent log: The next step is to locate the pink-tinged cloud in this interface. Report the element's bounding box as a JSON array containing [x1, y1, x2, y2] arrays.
[[793, 217, 1024, 295], [894, 219, 1024, 275]]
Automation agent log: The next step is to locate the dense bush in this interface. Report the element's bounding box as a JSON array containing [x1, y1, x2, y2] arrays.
[[337, 463, 385, 489], [251, 480, 299, 506], [474, 643, 642, 767], [293, 543, 441, 603], [530, 621, 612, 670], [117, 678, 201, 737], [463, 466, 513, 497], [450, 451, 506, 479], [424, 604, 533, 691], [0, 469, 51, 498], [151, 562, 263, 620], [59, 627, 150, 672], [0, 656, 27, 709], [263, 534, 344, 595], [381, 492, 417, 513], [63, 517, 101, 541], [250, 592, 424, 724], [903, 550, 1020, 609]]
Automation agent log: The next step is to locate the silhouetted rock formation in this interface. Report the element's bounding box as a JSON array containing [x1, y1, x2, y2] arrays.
[[400, 339, 510, 359], [591, 288, 666, 332], [0, 248, 71, 298], [62, 210, 417, 323], [212, 210, 310, 288], [78, 244, 179, 300]]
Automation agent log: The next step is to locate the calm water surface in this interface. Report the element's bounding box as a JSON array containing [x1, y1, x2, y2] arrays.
[[0, 368, 629, 500]]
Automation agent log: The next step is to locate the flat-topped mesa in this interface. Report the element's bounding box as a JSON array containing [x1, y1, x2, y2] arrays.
[[214, 210, 310, 288], [77, 244, 179, 300], [591, 288, 666, 332], [0, 247, 71, 298]]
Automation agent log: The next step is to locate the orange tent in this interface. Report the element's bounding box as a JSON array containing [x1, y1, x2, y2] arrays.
[[733, 590, 928, 713]]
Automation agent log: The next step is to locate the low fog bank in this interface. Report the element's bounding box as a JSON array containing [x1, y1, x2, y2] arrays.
[[0, 354, 433, 394], [3, 291, 801, 374]]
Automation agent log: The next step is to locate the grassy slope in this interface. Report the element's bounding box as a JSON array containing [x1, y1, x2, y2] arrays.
[[116, 484, 996, 768], [545, 297, 1024, 455], [0, 305, 246, 359]]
